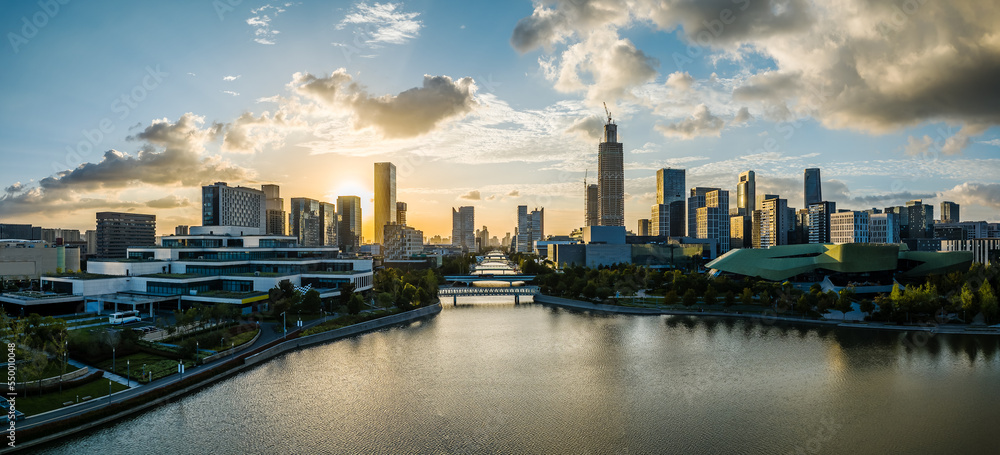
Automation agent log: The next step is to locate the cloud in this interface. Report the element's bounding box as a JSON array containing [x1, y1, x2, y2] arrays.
[[4, 182, 23, 194], [223, 75, 241, 81], [222, 90, 240, 97], [980, 139, 1000, 147], [656, 104, 724, 139], [289, 69, 478, 138], [247, 4, 289, 45], [222, 110, 301, 154], [459, 190, 481, 200], [507, 190, 520, 197], [514, 0, 1000, 145], [337, 2, 423, 46], [940, 182, 1000, 211], [565, 115, 604, 141], [146, 195, 193, 209], [0, 113, 254, 217], [665, 71, 694, 91], [732, 106, 752, 125]]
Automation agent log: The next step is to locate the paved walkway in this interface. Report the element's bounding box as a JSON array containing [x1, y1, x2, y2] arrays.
[[67, 359, 132, 387]]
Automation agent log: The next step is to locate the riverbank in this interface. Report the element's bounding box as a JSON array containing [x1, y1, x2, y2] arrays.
[[7, 303, 442, 453], [534, 295, 1000, 335]]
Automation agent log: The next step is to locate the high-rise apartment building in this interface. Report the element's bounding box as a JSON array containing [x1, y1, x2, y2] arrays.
[[515, 206, 544, 253], [96, 212, 156, 258], [637, 219, 650, 236], [383, 223, 423, 260], [808, 201, 836, 244], [653, 168, 686, 237], [598, 115, 624, 226], [202, 182, 266, 235], [869, 212, 901, 244], [830, 211, 870, 244], [905, 200, 934, 239], [737, 170, 756, 216], [759, 198, 788, 248], [452, 206, 476, 252], [696, 189, 730, 255], [337, 196, 362, 252], [396, 201, 407, 226], [941, 201, 960, 224], [262, 184, 285, 236], [374, 162, 396, 244], [804, 168, 822, 207], [585, 183, 599, 227], [730, 215, 751, 249], [657, 168, 685, 205]]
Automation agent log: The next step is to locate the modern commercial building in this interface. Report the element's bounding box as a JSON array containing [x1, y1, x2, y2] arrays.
[[452, 206, 476, 252], [637, 219, 650, 236], [737, 170, 756, 216], [804, 168, 822, 207], [585, 183, 599, 227], [262, 184, 286, 236], [869, 213, 901, 244], [0, 224, 37, 240], [730, 215, 752, 249], [687, 187, 716, 237], [201, 182, 266, 235], [708, 243, 972, 284], [905, 200, 934, 239], [0, 241, 81, 279], [830, 211, 870, 244], [657, 168, 685, 205], [175, 225, 189, 236], [320, 202, 337, 247], [696, 189, 730, 255], [337, 196, 362, 252], [548, 226, 704, 269], [940, 201, 960, 224], [96, 212, 156, 259], [396, 201, 407, 226], [941, 238, 1000, 264], [290, 198, 321, 247], [383, 223, 423, 260], [374, 162, 397, 244], [597, 115, 624, 226], [808, 201, 837, 244]]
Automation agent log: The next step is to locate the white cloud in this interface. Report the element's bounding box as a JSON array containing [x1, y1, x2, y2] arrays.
[[247, 4, 289, 45], [656, 104, 724, 139], [223, 75, 241, 81], [221, 90, 240, 97], [337, 2, 423, 46]]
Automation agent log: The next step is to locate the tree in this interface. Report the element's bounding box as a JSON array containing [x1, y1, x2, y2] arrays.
[[300, 289, 322, 314], [347, 293, 364, 315], [741, 288, 754, 306], [703, 286, 717, 306], [796, 295, 812, 315], [723, 291, 735, 310], [759, 291, 771, 307], [340, 282, 356, 308], [959, 282, 977, 320], [664, 290, 678, 306], [595, 286, 612, 301], [859, 299, 875, 318], [582, 283, 598, 300], [835, 290, 854, 320], [980, 280, 998, 323], [682, 289, 697, 307]]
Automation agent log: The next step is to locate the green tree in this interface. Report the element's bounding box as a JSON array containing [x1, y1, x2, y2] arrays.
[[347, 293, 365, 315], [979, 281, 998, 323], [960, 282, 977, 320], [300, 289, 322, 314], [796, 295, 812, 315], [583, 283, 598, 300], [703, 286, 717, 306], [664, 290, 678, 307], [741, 288, 754, 306], [759, 291, 771, 307], [835, 290, 854, 320], [595, 286, 612, 301], [859, 299, 875, 318], [723, 291, 735, 310], [682, 289, 697, 307]]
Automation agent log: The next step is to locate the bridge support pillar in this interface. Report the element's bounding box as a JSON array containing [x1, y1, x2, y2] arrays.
[[453, 294, 457, 306], [515, 294, 519, 305]]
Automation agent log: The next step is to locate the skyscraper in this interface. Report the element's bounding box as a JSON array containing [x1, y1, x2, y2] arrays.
[[656, 168, 685, 205], [941, 201, 960, 223], [737, 170, 755, 216], [262, 184, 285, 235], [96, 212, 156, 258], [319, 202, 337, 247], [759, 198, 789, 248], [804, 168, 822, 207], [452, 206, 476, 252], [696, 189, 730, 255], [687, 187, 716, 237], [637, 219, 650, 236], [585, 183, 599, 227], [337, 196, 362, 252], [396, 201, 407, 226], [374, 162, 397, 244], [808, 201, 837, 244], [202, 182, 266, 234], [515, 206, 544, 253], [290, 198, 321, 247], [598, 113, 624, 226]]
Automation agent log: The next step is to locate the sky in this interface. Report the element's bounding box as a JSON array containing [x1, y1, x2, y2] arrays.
[[1, 0, 999, 240]]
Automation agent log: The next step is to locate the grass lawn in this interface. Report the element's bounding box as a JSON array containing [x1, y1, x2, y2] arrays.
[[18, 379, 130, 416], [14, 361, 80, 385], [95, 353, 195, 383], [210, 329, 259, 351]]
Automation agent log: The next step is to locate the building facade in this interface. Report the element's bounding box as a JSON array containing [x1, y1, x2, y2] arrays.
[[585, 183, 599, 227], [201, 182, 266, 235], [804, 168, 822, 207], [374, 162, 397, 244], [940, 201, 960, 224], [337, 196, 362, 252], [830, 211, 870, 244], [808, 201, 836, 244], [262, 184, 286, 236], [452, 206, 476, 252], [383, 223, 423, 260], [289, 198, 321, 247], [95, 212, 155, 259], [396, 201, 407, 226], [320, 202, 337, 247], [598, 118, 624, 226], [696, 189, 731, 256], [759, 198, 788, 248], [737, 170, 756, 216]]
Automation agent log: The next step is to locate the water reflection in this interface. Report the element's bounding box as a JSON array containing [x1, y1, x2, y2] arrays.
[[36, 302, 1000, 454]]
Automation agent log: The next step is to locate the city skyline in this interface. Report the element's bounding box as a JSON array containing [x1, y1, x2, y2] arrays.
[[2, 1, 1000, 239]]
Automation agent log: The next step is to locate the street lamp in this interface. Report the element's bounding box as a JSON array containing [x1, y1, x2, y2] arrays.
[[127, 360, 130, 388], [108, 379, 112, 405], [280, 311, 286, 339], [143, 364, 147, 383], [220, 337, 224, 352], [112, 347, 116, 376]]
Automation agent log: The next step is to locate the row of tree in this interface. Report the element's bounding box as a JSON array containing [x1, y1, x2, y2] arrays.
[[0, 311, 70, 395], [374, 268, 439, 311]]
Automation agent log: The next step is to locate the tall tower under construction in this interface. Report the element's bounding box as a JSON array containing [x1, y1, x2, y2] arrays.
[[598, 106, 624, 227]]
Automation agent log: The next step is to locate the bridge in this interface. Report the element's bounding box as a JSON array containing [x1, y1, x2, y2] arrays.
[[438, 285, 540, 304]]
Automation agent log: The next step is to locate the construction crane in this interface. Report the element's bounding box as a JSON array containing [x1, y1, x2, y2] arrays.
[[603, 102, 612, 124], [584, 169, 588, 186]]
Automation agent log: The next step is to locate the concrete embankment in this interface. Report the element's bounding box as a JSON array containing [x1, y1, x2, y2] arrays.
[[10, 304, 442, 453]]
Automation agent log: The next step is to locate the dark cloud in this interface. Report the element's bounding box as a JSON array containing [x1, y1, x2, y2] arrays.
[[656, 104, 724, 139], [145, 195, 193, 209], [565, 116, 605, 141]]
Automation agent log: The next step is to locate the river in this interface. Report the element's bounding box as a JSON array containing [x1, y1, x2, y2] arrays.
[[37, 301, 1000, 453]]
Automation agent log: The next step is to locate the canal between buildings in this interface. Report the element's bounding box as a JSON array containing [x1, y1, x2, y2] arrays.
[[38, 301, 1000, 453]]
